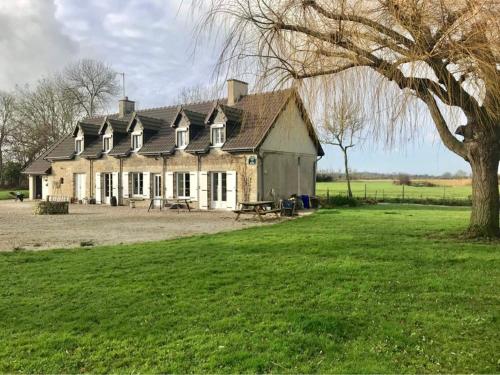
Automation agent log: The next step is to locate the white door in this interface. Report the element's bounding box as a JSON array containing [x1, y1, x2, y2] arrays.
[[74, 173, 86, 200], [153, 174, 162, 207], [103, 173, 113, 205], [211, 172, 228, 209]]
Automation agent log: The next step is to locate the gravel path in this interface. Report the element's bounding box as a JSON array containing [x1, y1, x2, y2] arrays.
[[0, 200, 275, 251]]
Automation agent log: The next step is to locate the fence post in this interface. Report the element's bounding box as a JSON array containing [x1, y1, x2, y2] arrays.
[[364, 184, 367, 199], [402, 185, 405, 200], [327, 188, 330, 200], [443, 186, 446, 200]]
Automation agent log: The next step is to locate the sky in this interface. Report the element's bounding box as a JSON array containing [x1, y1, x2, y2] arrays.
[[0, 0, 472, 175]]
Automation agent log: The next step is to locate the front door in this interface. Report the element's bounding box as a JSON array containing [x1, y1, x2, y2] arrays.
[[35, 176, 43, 199], [74, 173, 86, 201], [103, 173, 113, 205], [211, 172, 227, 209], [153, 174, 162, 207]]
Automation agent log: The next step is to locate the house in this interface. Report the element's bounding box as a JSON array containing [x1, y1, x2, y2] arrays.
[[23, 80, 324, 210]]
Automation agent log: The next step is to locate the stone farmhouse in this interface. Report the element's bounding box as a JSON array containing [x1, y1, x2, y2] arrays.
[[23, 80, 324, 210]]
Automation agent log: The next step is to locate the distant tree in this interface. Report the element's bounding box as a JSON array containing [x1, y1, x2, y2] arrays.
[[454, 169, 470, 179], [397, 174, 412, 186], [13, 78, 80, 165], [0, 92, 15, 186], [176, 84, 221, 104], [2, 161, 23, 188], [61, 59, 120, 117], [317, 92, 364, 198]]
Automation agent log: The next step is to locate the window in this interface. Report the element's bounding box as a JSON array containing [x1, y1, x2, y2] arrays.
[[132, 133, 142, 150], [103, 136, 112, 153], [211, 125, 225, 146], [75, 139, 83, 154], [176, 129, 188, 148], [176, 172, 190, 198], [131, 172, 143, 196]]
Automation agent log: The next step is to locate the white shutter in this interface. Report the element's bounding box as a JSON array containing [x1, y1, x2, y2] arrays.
[[122, 172, 129, 198], [143, 172, 151, 198], [190, 171, 198, 201], [226, 171, 237, 210], [95, 172, 102, 204], [112, 172, 119, 199], [199, 171, 209, 210]]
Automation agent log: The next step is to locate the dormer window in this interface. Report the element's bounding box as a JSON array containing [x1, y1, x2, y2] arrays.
[[211, 124, 226, 147], [103, 135, 112, 153], [75, 138, 83, 154], [132, 132, 142, 151], [176, 128, 188, 149]]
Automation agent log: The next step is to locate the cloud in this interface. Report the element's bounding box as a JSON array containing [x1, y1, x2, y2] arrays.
[[0, 0, 78, 90]]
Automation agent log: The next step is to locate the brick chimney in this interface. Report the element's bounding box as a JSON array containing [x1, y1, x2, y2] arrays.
[[227, 79, 248, 106], [119, 97, 135, 118]]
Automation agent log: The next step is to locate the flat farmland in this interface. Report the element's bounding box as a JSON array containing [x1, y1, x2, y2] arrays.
[[316, 179, 478, 200]]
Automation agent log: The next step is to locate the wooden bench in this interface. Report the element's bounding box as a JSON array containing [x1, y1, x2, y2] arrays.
[[234, 201, 281, 221]]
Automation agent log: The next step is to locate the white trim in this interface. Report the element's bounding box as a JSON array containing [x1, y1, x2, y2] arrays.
[[210, 123, 226, 147], [131, 131, 143, 152], [175, 128, 189, 149], [103, 134, 113, 153], [75, 137, 84, 155]]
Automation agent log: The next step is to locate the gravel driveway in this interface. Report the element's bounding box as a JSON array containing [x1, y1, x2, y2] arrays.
[[0, 200, 274, 251]]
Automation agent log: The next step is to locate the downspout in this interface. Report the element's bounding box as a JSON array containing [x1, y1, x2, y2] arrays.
[[119, 157, 123, 205], [256, 148, 265, 201], [197, 153, 202, 203], [162, 154, 167, 199], [89, 159, 93, 199], [314, 155, 323, 196]]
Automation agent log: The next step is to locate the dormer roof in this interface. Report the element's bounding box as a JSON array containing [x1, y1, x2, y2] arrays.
[[170, 107, 206, 128], [72, 122, 99, 137], [127, 112, 165, 133], [98, 117, 128, 135]]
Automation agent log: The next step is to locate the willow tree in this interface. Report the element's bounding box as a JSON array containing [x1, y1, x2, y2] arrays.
[[199, 0, 500, 237]]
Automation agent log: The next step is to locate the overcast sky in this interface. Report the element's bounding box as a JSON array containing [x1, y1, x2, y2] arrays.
[[0, 0, 470, 175]]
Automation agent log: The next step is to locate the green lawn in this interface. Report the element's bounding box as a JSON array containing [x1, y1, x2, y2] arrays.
[[0, 189, 28, 200], [317, 180, 474, 200], [1, 205, 499, 373]]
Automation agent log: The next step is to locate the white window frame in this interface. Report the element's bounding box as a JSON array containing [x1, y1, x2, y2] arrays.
[[176, 172, 190, 198], [131, 132, 143, 151], [176, 128, 188, 149], [130, 172, 144, 196], [103, 135, 113, 153], [75, 138, 84, 154], [211, 124, 226, 147]]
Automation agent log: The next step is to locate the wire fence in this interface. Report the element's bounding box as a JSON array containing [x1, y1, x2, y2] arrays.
[[316, 184, 472, 202]]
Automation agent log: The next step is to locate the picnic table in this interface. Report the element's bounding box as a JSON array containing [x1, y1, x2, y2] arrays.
[[148, 197, 192, 212], [234, 201, 281, 221]]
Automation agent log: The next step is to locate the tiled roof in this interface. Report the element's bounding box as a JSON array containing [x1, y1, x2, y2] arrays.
[[25, 88, 323, 172], [22, 134, 73, 174], [80, 136, 102, 159]]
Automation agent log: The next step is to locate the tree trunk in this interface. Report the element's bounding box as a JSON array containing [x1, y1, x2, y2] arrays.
[[343, 149, 353, 198], [467, 140, 500, 238]]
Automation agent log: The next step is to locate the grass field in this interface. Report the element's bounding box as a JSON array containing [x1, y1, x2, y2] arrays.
[[316, 180, 475, 200], [0, 189, 28, 200], [1, 205, 499, 373]]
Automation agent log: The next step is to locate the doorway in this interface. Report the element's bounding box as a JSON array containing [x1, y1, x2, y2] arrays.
[[74, 173, 86, 201], [211, 172, 227, 209], [153, 173, 162, 208], [103, 173, 113, 205], [34, 176, 43, 199]]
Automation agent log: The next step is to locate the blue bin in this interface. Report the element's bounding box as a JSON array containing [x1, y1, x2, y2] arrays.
[[301, 195, 310, 209]]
